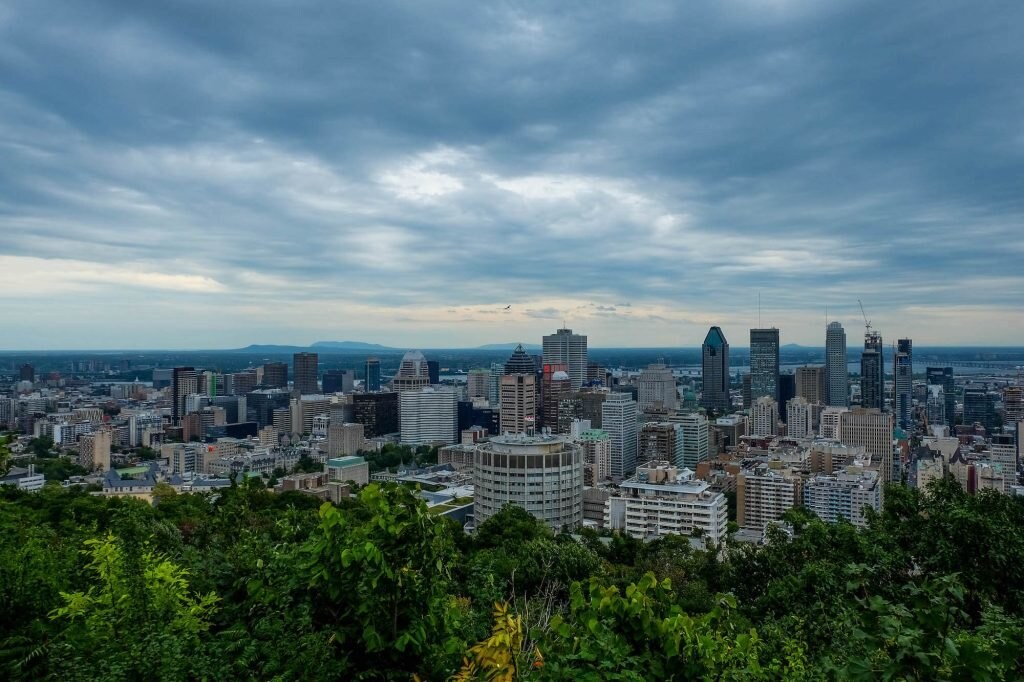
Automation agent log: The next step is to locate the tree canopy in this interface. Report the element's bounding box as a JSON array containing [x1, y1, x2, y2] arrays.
[[0, 475, 1022, 680]]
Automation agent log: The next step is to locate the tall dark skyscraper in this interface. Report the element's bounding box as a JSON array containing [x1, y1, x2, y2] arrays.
[[860, 331, 884, 410], [894, 338, 913, 430], [749, 328, 780, 402], [292, 352, 319, 395], [262, 362, 288, 388], [19, 364, 35, 383], [365, 357, 381, 392], [926, 367, 955, 428], [778, 373, 796, 422], [701, 326, 730, 412], [825, 321, 848, 406], [427, 360, 440, 385], [963, 389, 996, 432], [322, 369, 353, 394], [171, 366, 197, 424], [353, 392, 399, 437]]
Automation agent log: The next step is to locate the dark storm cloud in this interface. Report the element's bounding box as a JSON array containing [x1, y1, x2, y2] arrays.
[[0, 0, 1022, 347]]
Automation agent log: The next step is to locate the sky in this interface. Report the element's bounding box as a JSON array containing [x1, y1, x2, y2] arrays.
[[1, 0, 1023, 350]]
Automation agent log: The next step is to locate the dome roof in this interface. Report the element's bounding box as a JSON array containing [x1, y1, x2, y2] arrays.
[[552, 371, 570, 381], [402, 350, 426, 362]]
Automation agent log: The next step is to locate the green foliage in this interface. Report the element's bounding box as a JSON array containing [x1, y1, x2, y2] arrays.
[[48, 528, 219, 680], [1, 472, 1023, 679], [27, 457, 88, 481], [29, 436, 55, 458]]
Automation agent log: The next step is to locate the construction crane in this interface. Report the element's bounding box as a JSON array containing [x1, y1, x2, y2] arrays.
[[858, 299, 873, 335]]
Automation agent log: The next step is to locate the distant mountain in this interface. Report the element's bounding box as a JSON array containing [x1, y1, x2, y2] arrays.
[[230, 341, 395, 354], [311, 341, 396, 350], [476, 343, 543, 351]]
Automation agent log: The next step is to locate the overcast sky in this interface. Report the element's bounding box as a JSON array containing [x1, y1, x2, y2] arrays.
[[1, 1, 1022, 350]]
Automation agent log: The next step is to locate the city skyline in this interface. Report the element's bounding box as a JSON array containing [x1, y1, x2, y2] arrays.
[[2, 2, 1023, 349]]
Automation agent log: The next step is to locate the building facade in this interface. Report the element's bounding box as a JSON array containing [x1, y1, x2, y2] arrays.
[[472, 434, 584, 530], [293, 352, 320, 395], [605, 462, 728, 542], [825, 321, 849, 406], [860, 331, 884, 411], [399, 388, 458, 446], [542, 328, 588, 391], [601, 392, 638, 480], [749, 328, 780, 402], [894, 338, 913, 430], [701, 326, 731, 412]]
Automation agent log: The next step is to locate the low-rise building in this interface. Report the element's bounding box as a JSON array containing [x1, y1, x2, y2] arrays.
[[326, 455, 370, 486], [604, 461, 728, 543], [802, 469, 882, 528]]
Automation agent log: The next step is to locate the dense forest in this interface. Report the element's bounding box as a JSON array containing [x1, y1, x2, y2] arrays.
[[2, 475, 1024, 680]]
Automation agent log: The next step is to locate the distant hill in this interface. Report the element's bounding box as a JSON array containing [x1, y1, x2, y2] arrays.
[[230, 341, 395, 354], [311, 341, 396, 351], [476, 343, 543, 351]]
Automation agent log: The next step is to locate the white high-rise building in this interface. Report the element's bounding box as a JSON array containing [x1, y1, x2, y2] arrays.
[[543, 328, 588, 391], [786, 397, 814, 439], [674, 412, 709, 470], [602, 392, 638, 479], [819, 406, 850, 440], [737, 466, 797, 531], [473, 434, 584, 530], [637, 363, 678, 413], [825, 321, 849, 407], [750, 396, 778, 437], [399, 387, 458, 446]]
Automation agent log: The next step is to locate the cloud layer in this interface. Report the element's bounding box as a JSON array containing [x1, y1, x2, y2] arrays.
[[1, 0, 1022, 348]]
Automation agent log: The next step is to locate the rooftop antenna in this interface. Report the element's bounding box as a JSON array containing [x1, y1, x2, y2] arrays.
[[758, 291, 762, 328]]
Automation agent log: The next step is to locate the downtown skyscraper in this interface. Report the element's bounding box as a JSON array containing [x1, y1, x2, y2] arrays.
[[749, 328, 780, 403], [860, 331, 884, 411], [701, 326, 730, 412], [292, 352, 319, 395], [825, 321, 849, 406], [894, 339, 913, 430], [926, 367, 955, 429], [542, 328, 587, 391], [364, 357, 381, 392]]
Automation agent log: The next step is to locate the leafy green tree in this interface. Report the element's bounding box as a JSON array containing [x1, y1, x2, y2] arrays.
[[48, 527, 219, 680], [301, 484, 466, 678]]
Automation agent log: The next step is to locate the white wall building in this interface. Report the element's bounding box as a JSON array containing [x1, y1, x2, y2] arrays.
[[601, 392, 638, 479], [400, 387, 458, 446], [803, 469, 882, 528], [750, 396, 779, 437], [786, 397, 815, 439], [472, 434, 584, 530], [604, 461, 728, 543]]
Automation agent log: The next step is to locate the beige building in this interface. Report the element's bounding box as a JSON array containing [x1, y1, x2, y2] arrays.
[[838, 408, 894, 481], [78, 428, 112, 472], [500, 373, 536, 435], [819, 406, 849, 440], [795, 366, 826, 405], [786, 397, 814, 439], [637, 363, 678, 413], [438, 443, 477, 472], [750, 396, 779, 437], [578, 428, 611, 485], [737, 466, 798, 531], [327, 422, 365, 457]]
